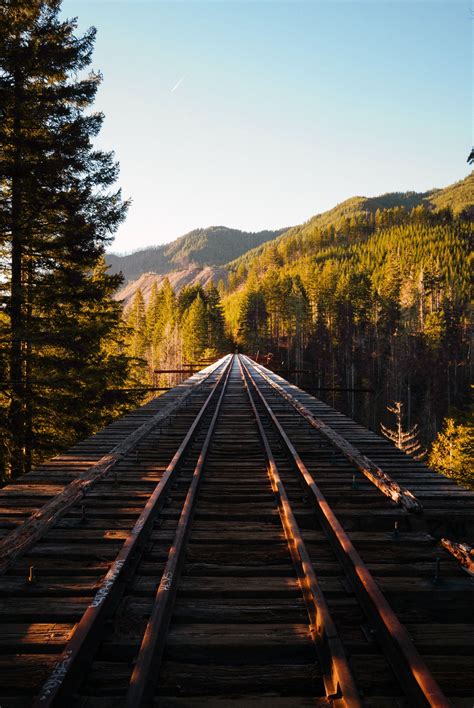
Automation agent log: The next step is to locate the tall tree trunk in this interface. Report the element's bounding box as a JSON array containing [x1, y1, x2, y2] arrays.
[[24, 248, 34, 473], [8, 69, 26, 478]]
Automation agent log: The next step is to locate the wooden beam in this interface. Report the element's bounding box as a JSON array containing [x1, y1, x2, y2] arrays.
[[0, 356, 230, 576], [441, 539, 474, 575]]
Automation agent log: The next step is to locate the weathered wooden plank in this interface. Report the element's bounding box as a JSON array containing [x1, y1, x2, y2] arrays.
[[0, 357, 228, 576], [441, 539, 474, 575], [0, 598, 90, 621], [406, 624, 474, 652], [0, 654, 57, 690], [0, 578, 100, 596], [154, 698, 326, 708], [0, 623, 75, 651], [134, 575, 343, 597], [100, 623, 315, 663], [170, 598, 309, 623], [81, 660, 322, 696], [246, 358, 421, 512]]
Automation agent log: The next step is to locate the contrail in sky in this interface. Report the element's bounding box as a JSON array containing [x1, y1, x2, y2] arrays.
[[171, 76, 185, 93]]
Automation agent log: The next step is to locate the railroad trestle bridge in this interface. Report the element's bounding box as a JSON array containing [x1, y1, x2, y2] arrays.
[[0, 354, 473, 707]]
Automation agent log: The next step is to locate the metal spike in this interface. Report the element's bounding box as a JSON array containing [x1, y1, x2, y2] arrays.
[[393, 521, 399, 539], [27, 566, 35, 584]]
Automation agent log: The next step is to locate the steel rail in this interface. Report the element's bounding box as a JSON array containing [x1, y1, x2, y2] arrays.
[[238, 357, 361, 707], [0, 355, 231, 577], [243, 356, 422, 513], [126, 355, 235, 706], [33, 355, 234, 707], [240, 355, 450, 708]]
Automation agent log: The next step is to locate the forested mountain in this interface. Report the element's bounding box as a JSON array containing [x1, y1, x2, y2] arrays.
[[227, 173, 474, 270], [1, 1, 469, 488], [428, 172, 474, 213], [112, 173, 473, 293], [107, 226, 286, 283], [222, 181, 472, 479], [118, 172, 472, 484]]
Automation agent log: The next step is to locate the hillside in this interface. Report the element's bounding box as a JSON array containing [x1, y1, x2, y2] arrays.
[[121, 170, 472, 466], [227, 172, 474, 270], [115, 265, 227, 309], [107, 226, 286, 283], [113, 171, 473, 310], [428, 171, 474, 214]]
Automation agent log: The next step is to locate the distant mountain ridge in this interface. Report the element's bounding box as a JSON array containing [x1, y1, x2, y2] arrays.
[[111, 172, 473, 308], [227, 172, 474, 270], [107, 226, 287, 283]]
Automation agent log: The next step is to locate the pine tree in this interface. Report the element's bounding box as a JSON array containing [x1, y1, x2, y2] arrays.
[[205, 283, 226, 353], [0, 1, 129, 477], [181, 294, 208, 362], [145, 282, 161, 344], [381, 401, 425, 459], [178, 284, 203, 318], [160, 278, 177, 328], [237, 290, 268, 352], [126, 289, 146, 366], [429, 417, 473, 486]]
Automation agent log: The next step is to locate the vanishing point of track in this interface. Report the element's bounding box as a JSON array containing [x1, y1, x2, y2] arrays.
[[0, 354, 473, 707]]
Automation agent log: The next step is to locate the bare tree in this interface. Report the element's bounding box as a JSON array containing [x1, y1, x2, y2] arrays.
[[381, 402, 425, 459]]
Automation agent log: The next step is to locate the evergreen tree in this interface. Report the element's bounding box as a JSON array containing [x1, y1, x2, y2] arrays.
[[126, 289, 146, 359], [205, 283, 226, 352], [178, 284, 203, 318], [429, 417, 473, 486], [145, 282, 161, 344], [160, 278, 177, 326], [0, 1, 129, 477], [181, 294, 208, 362], [237, 290, 268, 352]]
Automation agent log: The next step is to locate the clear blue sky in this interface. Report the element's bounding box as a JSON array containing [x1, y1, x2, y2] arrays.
[[62, 0, 472, 253]]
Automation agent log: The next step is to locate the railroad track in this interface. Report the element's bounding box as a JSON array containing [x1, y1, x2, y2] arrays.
[[0, 354, 472, 706]]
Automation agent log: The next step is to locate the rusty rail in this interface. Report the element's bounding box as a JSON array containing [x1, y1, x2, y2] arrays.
[[0, 356, 230, 578], [3, 352, 464, 705], [33, 356, 234, 706], [239, 357, 361, 706], [244, 356, 422, 513], [240, 355, 449, 708], [126, 356, 234, 705]]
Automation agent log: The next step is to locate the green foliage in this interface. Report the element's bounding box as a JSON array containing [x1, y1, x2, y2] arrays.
[[182, 295, 208, 362], [428, 172, 474, 215], [126, 290, 146, 358], [124, 281, 229, 390], [0, 1, 135, 478], [227, 172, 473, 275], [225, 200, 472, 448], [429, 416, 474, 487], [237, 290, 268, 352]]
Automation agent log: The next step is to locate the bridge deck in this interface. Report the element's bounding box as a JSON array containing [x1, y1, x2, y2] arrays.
[[0, 355, 472, 707]]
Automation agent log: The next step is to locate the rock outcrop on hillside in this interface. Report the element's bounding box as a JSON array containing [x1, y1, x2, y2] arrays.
[[114, 265, 228, 309]]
